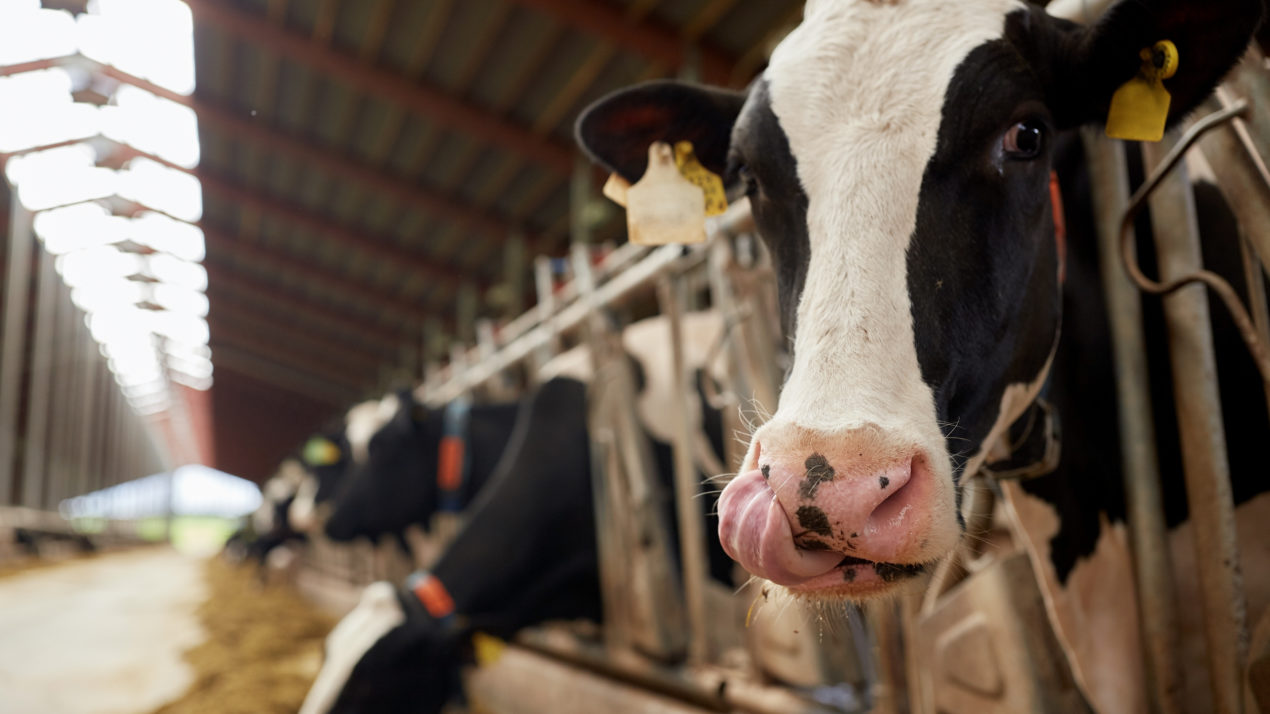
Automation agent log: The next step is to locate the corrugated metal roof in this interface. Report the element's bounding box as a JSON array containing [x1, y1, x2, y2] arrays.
[[191, 0, 804, 479]]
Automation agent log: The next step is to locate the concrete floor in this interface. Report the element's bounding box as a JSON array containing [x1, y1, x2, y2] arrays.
[[0, 548, 207, 714]]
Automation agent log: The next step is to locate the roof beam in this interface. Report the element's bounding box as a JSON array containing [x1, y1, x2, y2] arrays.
[[195, 166, 483, 292], [502, 0, 737, 86], [201, 224, 441, 326], [200, 222, 454, 330], [209, 302, 387, 369], [211, 345, 359, 406], [204, 267, 411, 349], [210, 324, 372, 390], [186, 0, 576, 175]]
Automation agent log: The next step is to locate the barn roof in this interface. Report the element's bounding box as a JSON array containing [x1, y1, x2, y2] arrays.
[[190, 0, 803, 479]]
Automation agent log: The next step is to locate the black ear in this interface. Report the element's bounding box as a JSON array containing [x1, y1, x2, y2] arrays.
[[1047, 0, 1263, 128], [575, 80, 747, 183]]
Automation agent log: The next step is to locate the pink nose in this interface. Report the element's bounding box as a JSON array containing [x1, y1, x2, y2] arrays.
[[718, 423, 944, 588]]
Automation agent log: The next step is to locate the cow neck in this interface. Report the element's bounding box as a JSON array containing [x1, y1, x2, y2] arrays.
[[436, 399, 471, 512]]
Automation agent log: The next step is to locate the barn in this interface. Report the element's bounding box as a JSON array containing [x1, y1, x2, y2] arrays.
[[0, 0, 1267, 712]]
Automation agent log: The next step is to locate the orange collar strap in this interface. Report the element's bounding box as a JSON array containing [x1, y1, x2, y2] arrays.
[[407, 571, 456, 620], [1049, 170, 1067, 284]]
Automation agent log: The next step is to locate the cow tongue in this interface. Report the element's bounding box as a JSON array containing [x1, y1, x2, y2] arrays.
[[718, 469, 843, 586]]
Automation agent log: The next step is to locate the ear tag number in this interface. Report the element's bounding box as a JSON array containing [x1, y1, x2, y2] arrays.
[[625, 141, 708, 245], [673, 140, 728, 216], [1105, 40, 1179, 142]]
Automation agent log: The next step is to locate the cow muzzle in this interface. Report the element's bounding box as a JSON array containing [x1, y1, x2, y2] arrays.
[[718, 422, 957, 598]]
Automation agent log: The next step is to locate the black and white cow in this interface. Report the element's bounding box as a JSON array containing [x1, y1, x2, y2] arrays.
[[300, 313, 737, 714], [577, 0, 1266, 711], [320, 390, 522, 542]]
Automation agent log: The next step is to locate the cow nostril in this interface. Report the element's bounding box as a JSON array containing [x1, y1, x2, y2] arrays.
[[867, 457, 920, 527]]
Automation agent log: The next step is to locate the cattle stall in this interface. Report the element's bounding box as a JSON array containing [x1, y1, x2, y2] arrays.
[[3, 1, 1269, 713]]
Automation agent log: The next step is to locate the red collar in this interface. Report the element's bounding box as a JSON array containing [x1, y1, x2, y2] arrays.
[[1049, 170, 1067, 284]]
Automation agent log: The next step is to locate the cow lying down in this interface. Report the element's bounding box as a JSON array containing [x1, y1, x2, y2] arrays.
[[576, 0, 1268, 711], [300, 313, 738, 714]]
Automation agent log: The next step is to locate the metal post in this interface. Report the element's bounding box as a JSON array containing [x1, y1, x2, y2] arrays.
[[1142, 135, 1247, 714], [1082, 129, 1183, 713], [74, 322, 99, 497], [656, 275, 711, 664], [571, 155, 593, 246], [21, 242, 58, 509], [456, 282, 478, 345], [47, 280, 76, 506], [1197, 92, 1270, 278], [0, 196, 34, 503], [504, 231, 527, 319]]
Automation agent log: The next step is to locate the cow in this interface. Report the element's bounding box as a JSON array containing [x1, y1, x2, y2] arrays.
[[320, 391, 522, 543], [300, 313, 739, 714], [576, 0, 1267, 711], [235, 458, 309, 569]]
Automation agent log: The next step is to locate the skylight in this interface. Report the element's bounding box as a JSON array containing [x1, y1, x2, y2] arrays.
[[0, 0, 207, 415]]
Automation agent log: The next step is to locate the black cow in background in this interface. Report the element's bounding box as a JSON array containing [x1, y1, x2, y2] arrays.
[[321, 391, 522, 542], [300, 313, 736, 714]]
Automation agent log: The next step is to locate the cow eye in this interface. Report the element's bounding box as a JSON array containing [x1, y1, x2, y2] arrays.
[[1003, 119, 1045, 159], [727, 155, 757, 195]]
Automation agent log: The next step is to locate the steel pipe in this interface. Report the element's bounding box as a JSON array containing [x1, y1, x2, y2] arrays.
[[1082, 128, 1183, 713], [1142, 133, 1248, 714]]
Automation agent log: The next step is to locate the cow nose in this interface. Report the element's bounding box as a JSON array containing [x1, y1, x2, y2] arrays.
[[718, 422, 946, 586]]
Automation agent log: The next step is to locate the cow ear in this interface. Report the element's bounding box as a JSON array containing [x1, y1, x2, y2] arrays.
[[575, 80, 746, 183], [1051, 0, 1262, 129]]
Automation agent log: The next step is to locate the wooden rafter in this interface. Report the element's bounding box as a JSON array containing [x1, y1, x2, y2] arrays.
[[186, 0, 576, 175], [452, 0, 515, 89], [361, 0, 398, 61], [210, 323, 374, 389], [405, 0, 457, 78], [201, 225, 440, 326], [198, 166, 482, 293], [192, 98, 538, 248], [209, 303, 385, 370], [501, 0, 737, 86], [211, 344, 361, 405], [205, 267, 411, 350]]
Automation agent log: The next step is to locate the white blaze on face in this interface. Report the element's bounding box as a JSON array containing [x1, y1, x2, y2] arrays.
[[299, 582, 406, 714], [344, 395, 400, 465], [289, 474, 320, 532], [254, 459, 307, 532], [760, 0, 1021, 462]]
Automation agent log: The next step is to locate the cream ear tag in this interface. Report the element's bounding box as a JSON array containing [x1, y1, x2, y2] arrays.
[[625, 141, 707, 246], [603, 172, 630, 208], [1106, 40, 1178, 142], [673, 140, 728, 216]]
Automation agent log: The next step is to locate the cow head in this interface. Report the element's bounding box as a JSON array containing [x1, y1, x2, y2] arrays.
[[324, 390, 444, 541], [578, 0, 1259, 599], [288, 430, 351, 533], [300, 583, 460, 714]]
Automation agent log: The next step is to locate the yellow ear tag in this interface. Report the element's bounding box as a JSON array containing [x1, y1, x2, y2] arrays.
[[624, 141, 708, 246], [672, 141, 728, 217], [1106, 40, 1179, 142], [472, 632, 506, 666], [602, 172, 630, 208], [303, 437, 341, 466]]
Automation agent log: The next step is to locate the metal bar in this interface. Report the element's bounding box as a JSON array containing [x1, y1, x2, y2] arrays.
[[657, 275, 711, 664], [1081, 129, 1183, 713], [1142, 134, 1247, 714], [73, 322, 99, 498], [0, 196, 33, 503], [1198, 93, 1270, 280], [1239, 234, 1270, 417], [46, 279, 76, 506], [20, 242, 58, 509]]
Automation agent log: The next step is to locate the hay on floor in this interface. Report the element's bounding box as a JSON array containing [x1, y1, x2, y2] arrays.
[[152, 557, 335, 714]]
